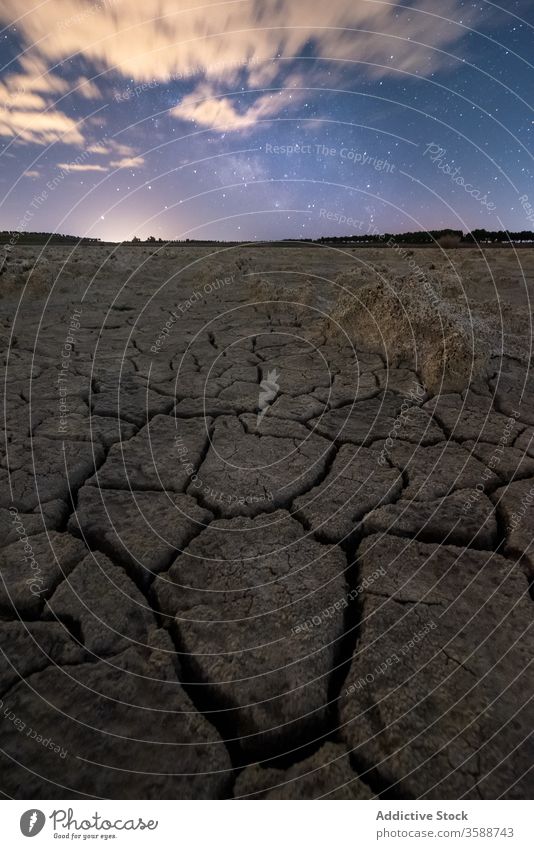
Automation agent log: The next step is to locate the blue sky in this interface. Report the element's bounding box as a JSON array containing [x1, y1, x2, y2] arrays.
[[0, 0, 532, 241]]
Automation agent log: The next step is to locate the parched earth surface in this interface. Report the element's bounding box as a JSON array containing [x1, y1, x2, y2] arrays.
[[1, 243, 533, 799]]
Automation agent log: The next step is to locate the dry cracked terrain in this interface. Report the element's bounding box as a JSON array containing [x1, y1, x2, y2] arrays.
[[1, 243, 534, 799]]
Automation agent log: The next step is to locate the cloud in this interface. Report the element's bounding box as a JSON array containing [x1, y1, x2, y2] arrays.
[[109, 140, 137, 156], [75, 76, 102, 100], [8, 54, 70, 96], [56, 161, 109, 172], [87, 141, 110, 154], [0, 108, 84, 145], [109, 155, 145, 168], [171, 71, 310, 130], [171, 85, 303, 130], [87, 139, 138, 156], [0, 54, 83, 145], [0, 0, 482, 142], [0, 0, 479, 86], [56, 143, 144, 172], [1, 91, 47, 111], [22, 169, 40, 178]]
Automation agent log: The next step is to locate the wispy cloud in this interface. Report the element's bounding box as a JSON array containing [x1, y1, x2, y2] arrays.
[[0, 108, 84, 145], [0, 0, 482, 144], [88, 140, 138, 157], [0, 54, 83, 145], [75, 76, 102, 100], [0, 0, 478, 84], [109, 155, 145, 168], [171, 84, 308, 131], [56, 161, 109, 172]]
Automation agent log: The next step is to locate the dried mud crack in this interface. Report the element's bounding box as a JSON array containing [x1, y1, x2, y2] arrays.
[[1, 244, 533, 800]]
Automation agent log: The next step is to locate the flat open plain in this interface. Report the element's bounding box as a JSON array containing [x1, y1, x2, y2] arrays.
[[1, 243, 533, 799]]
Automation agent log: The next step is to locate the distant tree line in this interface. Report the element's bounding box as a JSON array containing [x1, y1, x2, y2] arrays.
[[1, 232, 101, 246], [131, 236, 229, 245], [312, 229, 534, 245], [4, 229, 534, 248], [463, 229, 534, 243]]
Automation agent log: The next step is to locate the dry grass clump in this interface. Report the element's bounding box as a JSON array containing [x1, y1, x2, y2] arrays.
[[0, 251, 53, 298], [335, 266, 380, 293], [252, 278, 280, 301], [326, 274, 494, 393]]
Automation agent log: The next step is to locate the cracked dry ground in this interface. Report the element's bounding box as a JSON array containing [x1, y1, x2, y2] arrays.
[[1, 246, 534, 800]]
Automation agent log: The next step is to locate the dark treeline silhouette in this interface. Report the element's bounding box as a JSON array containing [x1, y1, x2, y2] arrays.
[[129, 229, 534, 246], [1, 232, 101, 246], [463, 229, 534, 243], [3, 230, 534, 248], [312, 229, 534, 245]]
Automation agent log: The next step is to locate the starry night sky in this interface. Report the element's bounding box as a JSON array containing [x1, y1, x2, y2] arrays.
[[0, 0, 532, 242]]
